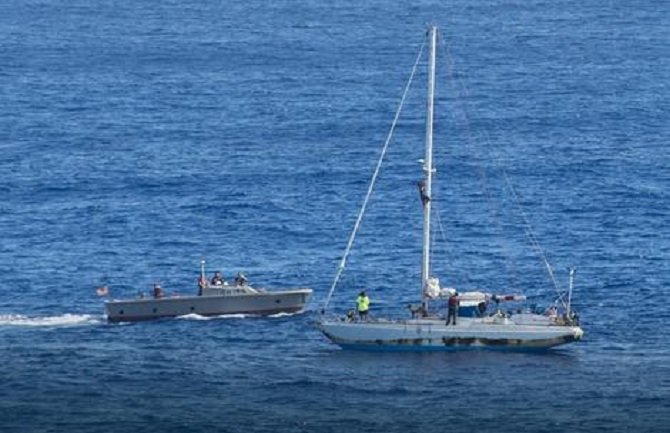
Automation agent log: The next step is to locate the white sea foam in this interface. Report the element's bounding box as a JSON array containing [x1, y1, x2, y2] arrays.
[[172, 311, 305, 321], [176, 313, 250, 321], [212, 313, 249, 320], [268, 311, 304, 318], [0, 313, 103, 327], [176, 313, 210, 321]]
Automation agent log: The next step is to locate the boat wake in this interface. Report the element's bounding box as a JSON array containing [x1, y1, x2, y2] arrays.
[[176, 311, 306, 321], [177, 313, 250, 321], [176, 313, 216, 321], [268, 311, 305, 318], [0, 313, 104, 327]]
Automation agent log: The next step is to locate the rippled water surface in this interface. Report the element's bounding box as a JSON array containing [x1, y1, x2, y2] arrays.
[[1, 1, 668, 432]]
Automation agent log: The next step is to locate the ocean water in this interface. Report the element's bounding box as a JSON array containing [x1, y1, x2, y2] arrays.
[[1, 0, 668, 432]]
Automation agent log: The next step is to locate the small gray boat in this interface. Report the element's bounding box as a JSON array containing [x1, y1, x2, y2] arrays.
[[105, 263, 312, 322]]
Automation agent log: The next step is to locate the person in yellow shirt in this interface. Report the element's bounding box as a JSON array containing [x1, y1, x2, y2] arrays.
[[356, 290, 370, 321]]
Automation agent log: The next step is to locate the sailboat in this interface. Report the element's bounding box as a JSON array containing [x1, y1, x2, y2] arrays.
[[318, 26, 584, 351]]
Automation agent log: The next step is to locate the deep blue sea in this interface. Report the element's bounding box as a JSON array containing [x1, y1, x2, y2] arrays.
[[1, 1, 668, 432]]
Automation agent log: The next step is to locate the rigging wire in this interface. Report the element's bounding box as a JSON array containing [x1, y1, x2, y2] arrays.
[[321, 35, 427, 314], [437, 37, 519, 292], [436, 35, 563, 300], [432, 200, 476, 289], [502, 172, 564, 300]]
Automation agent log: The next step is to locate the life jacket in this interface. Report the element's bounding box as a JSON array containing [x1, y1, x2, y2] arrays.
[[357, 295, 370, 312]]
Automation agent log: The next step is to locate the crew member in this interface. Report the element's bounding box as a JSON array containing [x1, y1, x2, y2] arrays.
[[211, 271, 225, 286], [446, 292, 459, 325], [153, 283, 164, 299], [198, 275, 207, 296], [356, 290, 370, 321], [234, 272, 248, 286]]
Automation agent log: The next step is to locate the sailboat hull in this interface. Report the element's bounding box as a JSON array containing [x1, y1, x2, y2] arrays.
[[318, 318, 583, 351]]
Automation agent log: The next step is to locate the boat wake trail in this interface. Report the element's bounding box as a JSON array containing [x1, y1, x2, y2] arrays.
[[0, 313, 103, 327]]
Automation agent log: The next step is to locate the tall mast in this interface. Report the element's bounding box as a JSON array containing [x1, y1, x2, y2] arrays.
[[421, 26, 437, 306]]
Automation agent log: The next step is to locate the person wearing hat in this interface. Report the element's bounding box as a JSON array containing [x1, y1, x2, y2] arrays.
[[356, 290, 370, 321], [446, 292, 460, 325]]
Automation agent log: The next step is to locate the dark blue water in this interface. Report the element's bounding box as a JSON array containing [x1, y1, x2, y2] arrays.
[[1, 1, 668, 432]]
